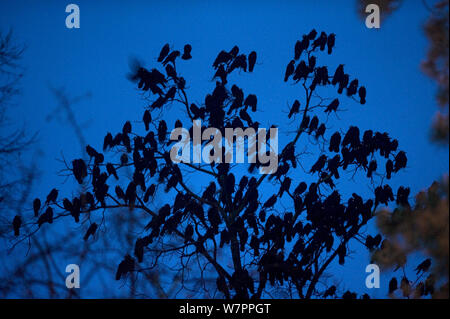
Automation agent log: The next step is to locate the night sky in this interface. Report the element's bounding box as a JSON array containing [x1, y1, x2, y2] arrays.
[[0, 0, 448, 298]]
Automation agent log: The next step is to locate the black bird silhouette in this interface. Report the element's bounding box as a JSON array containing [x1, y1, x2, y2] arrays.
[[157, 43, 170, 62], [329, 132, 341, 153], [143, 110, 152, 131], [347, 79, 358, 96], [385, 159, 393, 179], [33, 198, 41, 217], [332, 64, 344, 85], [312, 32, 327, 51], [308, 116, 319, 133], [103, 132, 113, 151], [358, 86, 366, 104], [248, 51, 257, 72], [243, 94, 257, 112], [229, 45, 239, 58], [72, 159, 87, 184], [415, 259, 432, 275], [115, 255, 135, 280], [315, 124, 326, 139], [389, 277, 398, 294], [263, 195, 277, 209], [325, 98, 339, 114], [182, 44, 192, 60], [284, 60, 295, 82], [394, 151, 407, 172], [310, 155, 327, 173], [213, 50, 232, 68], [294, 182, 307, 196], [327, 33, 335, 54], [185, 224, 194, 243], [115, 185, 125, 200], [307, 29, 317, 40], [83, 223, 98, 241], [38, 207, 53, 227], [288, 100, 300, 118], [158, 120, 168, 143], [163, 50, 180, 66], [13, 215, 21, 236], [122, 121, 132, 135], [46, 188, 58, 204], [367, 160, 377, 178], [106, 163, 118, 180]]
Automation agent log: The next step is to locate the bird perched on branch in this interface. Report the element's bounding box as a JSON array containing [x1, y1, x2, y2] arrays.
[[182, 44, 192, 60]]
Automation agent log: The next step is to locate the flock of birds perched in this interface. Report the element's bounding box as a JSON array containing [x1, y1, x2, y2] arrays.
[[10, 30, 422, 299]]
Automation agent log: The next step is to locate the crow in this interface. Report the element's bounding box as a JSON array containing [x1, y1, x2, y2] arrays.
[[325, 98, 339, 114], [294, 182, 307, 196], [367, 160, 377, 178], [213, 50, 232, 68], [143, 184, 156, 203], [122, 121, 132, 135], [83, 223, 98, 241], [229, 45, 239, 58], [184, 224, 194, 243], [347, 79, 358, 96], [181, 44, 192, 60], [33, 198, 41, 217], [315, 124, 326, 140], [106, 163, 118, 180], [415, 259, 432, 275], [385, 159, 393, 179], [308, 116, 319, 133], [163, 50, 180, 66], [158, 120, 168, 143], [288, 100, 300, 119], [389, 277, 398, 294], [284, 60, 295, 82], [394, 151, 407, 172], [327, 33, 335, 54], [293, 60, 309, 82], [115, 255, 135, 280], [248, 51, 257, 72], [332, 64, 344, 86], [157, 43, 170, 62], [263, 195, 277, 209], [46, 188, 58, 204], [278, 177, 292, 198], [38, 207, 53, 227], [63, 198, 73, 212], [329, 132, 341, 153], [239, 109, 252, 125], [310, 155, 327, 173], [243, 94, 257, 112], [327, 154, 340, 178], [307, 29, 317, 40], [13, 215, 21, 236], [312, 32, 327, 51], [143, 110, 152, 131], [337, 74, 349, 94], [358, 86, 366, 104], [134, 238, 145, 262], [103, 132, 113, 151]]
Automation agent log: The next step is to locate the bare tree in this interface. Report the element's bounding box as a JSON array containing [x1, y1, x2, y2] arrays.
[[10, 30, 409, 299]]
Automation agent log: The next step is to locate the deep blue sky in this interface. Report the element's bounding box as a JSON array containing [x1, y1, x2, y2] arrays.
[[0, 0, 448, 298]]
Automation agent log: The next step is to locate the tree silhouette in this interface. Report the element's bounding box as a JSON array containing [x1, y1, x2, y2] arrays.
[[11, 30, 409, 299]]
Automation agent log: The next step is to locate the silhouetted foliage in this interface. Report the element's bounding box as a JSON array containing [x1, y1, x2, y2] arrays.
[[12, 31, 410, 299]]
